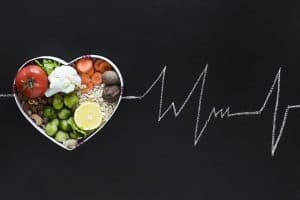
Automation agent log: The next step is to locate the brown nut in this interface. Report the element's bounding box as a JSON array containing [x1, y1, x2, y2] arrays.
[[47, 97, 53, 104], [18, 93, 28, 101], [102, 70, 120, 85], [31, 114, 43, 126], [28, 99, 38, 105], [36, 104, 44, 111], [102, 85, 121, 103], [39, 97, 48, 104], [22, 102, 30, 113], [37, 110, 43, 117], [31, 106, 38, 113]]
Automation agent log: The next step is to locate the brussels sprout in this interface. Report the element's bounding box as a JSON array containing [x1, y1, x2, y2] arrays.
[[57, 108, 71, 119], [59, 119, 71, 131], [51, 118, 59, 126], [64, 92, 79, 109], [55, 131, 70, 142], [43, 106, 56, 119], [53, 94, 64, 110], [45, 121, 58, 136]]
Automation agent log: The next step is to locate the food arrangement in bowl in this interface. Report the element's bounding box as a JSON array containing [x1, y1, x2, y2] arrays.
[[14, 55, 123, 150]]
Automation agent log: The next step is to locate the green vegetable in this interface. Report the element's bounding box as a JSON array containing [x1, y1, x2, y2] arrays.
[[70, 131, 84, 139], [35, 59, 61, 75], [59, 119, 71, 131], [68, 117, 88, 136], [45, 120, 58, 136], [34, 59, 43, 67], [53, 94, 64, 110], [64, 92, 79, 109], [57, 108, 71, 119], [55, 131, 70, 142], [52, 119, 59, 126], [43, 106, 56, 119]]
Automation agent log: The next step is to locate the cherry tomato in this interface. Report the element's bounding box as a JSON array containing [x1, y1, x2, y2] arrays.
[[15, 64, 48, 98]]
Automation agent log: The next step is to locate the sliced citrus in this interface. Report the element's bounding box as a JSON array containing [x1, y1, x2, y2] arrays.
[[74, 102, 103, 130]]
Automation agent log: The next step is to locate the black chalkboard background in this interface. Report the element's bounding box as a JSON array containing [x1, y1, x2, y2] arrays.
[[0, 0, 299, 199]]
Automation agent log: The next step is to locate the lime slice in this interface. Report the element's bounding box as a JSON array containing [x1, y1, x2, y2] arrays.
[[74, 102, 103, 131]]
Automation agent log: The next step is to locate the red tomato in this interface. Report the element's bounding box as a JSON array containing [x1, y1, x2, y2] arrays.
[[15, 64, 48, 98]]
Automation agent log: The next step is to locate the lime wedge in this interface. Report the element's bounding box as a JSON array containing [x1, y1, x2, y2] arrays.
[[74, 102, 103, 131]]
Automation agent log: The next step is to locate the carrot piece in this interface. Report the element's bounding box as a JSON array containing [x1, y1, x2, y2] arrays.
[[87, 67, 94, 76], [91, 72, 102, 85], [94, 60, 112, 73], [94, 59, 104, 71], [81, 73, 91, 85], [100, 62, 112, 73], [76, 58, 93, 73], [81, 82, 93, 93]]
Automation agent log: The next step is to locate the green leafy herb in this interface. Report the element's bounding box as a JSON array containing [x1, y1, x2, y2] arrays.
[[34, 59, 61, 75]]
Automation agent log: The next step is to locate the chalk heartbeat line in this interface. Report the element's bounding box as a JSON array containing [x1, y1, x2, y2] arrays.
[[123, 64, 300, 156]]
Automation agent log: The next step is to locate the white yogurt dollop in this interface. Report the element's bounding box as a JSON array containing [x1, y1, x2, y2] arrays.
[[45, 65, 81, 97]]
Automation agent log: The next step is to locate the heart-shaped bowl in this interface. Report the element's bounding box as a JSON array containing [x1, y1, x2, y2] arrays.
[[13, 55, 124, 150]]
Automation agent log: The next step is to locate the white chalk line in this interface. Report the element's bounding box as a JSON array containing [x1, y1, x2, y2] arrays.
[[0, 93, 14, 98], [122, 65, 300, 156]]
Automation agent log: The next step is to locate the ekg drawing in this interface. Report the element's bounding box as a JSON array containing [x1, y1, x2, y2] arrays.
[[123, 64, 299, 156]]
